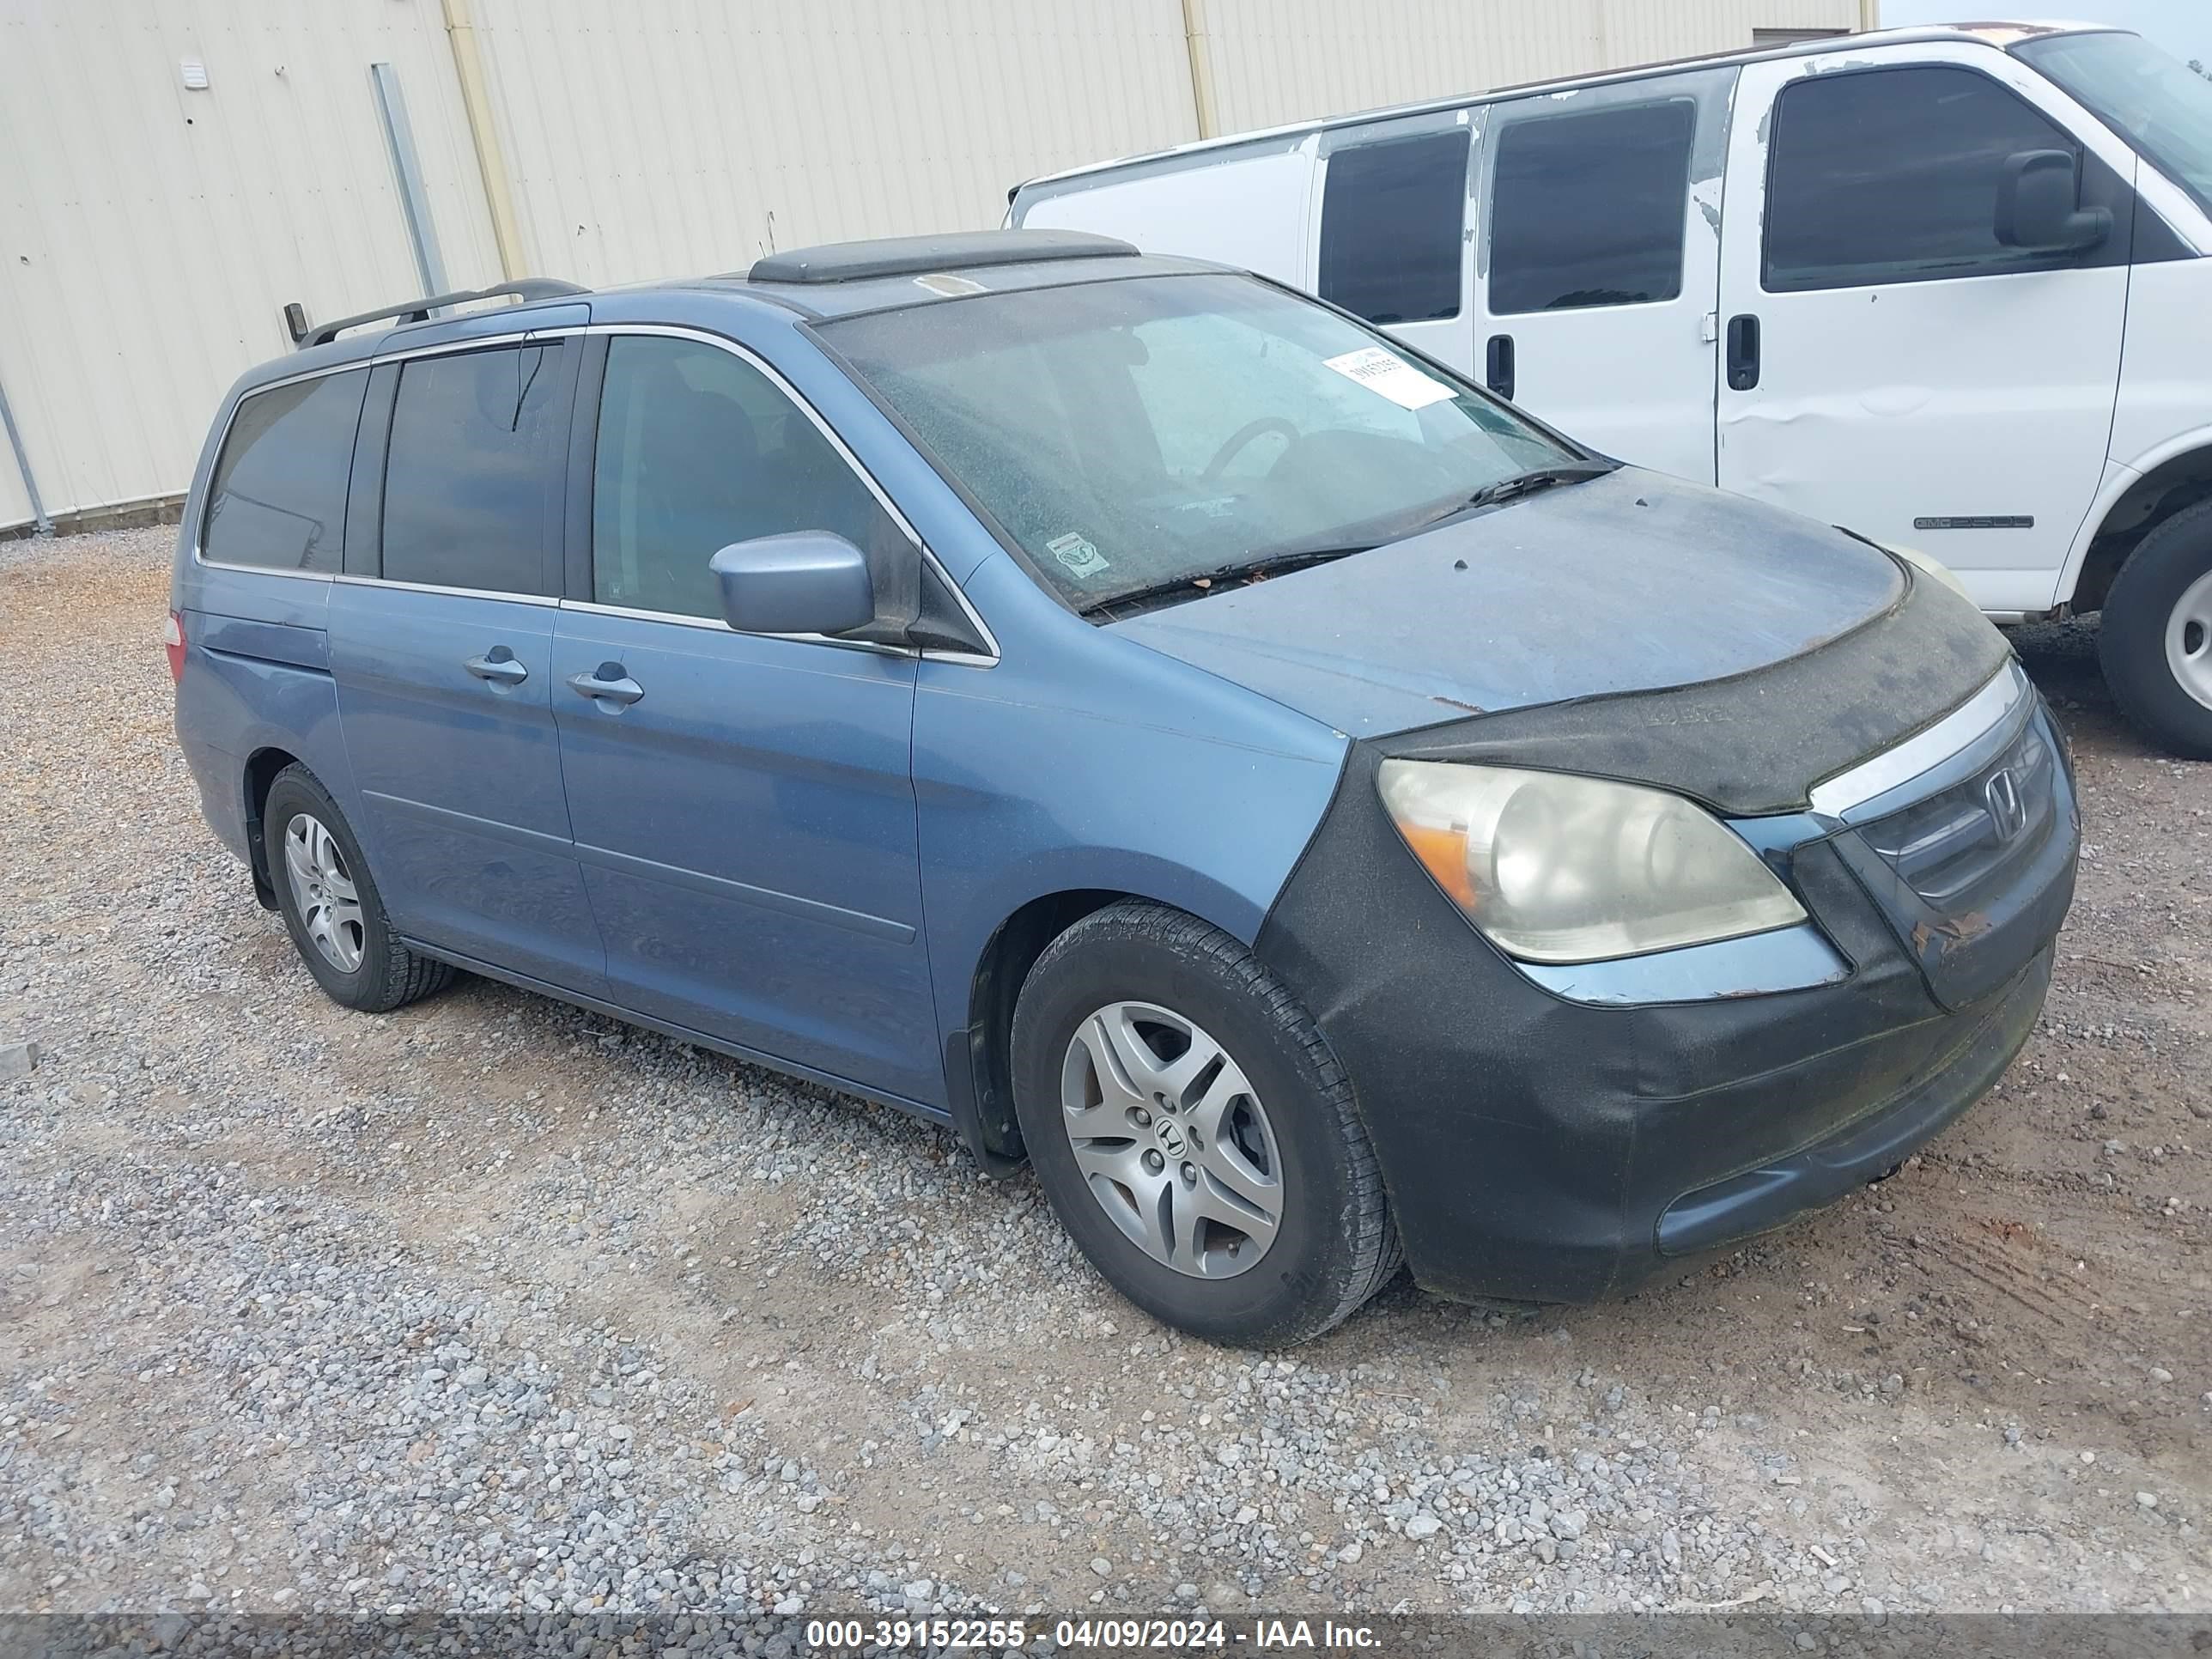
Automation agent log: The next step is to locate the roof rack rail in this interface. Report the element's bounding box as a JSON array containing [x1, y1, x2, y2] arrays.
[[298, 278, 589, 349]]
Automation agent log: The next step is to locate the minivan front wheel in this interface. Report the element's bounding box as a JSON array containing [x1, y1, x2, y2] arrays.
[[1011, 902, 1401, 1347], [261, 764, 455, 1012], [2100, 499, 2212, 759]]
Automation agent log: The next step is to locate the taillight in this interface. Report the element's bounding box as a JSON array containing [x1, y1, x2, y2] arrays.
[[164, 610, 186, 682]]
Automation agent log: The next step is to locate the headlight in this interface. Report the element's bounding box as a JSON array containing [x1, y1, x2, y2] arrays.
[[1881, 541, 1971, 600], [1376, 760, 1806, 963]]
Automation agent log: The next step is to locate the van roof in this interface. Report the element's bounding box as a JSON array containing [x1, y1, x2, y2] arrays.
[[250, 234, 1211, 386], [1010, 20, 2117, 201]]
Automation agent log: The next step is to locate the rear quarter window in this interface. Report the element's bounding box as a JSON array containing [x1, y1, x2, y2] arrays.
[[1486, 99, 1697, 313], [1318, 129, 1471, 325], [200, 369, 369, 573], [380, 343, 568, 594]]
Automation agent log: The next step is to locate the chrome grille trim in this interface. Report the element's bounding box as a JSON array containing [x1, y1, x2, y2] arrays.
[[1807, 661, 2027, 819]]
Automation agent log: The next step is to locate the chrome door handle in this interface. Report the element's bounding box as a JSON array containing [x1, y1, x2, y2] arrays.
[[565, 665, 644, 707], [464, 650, 529, 685]]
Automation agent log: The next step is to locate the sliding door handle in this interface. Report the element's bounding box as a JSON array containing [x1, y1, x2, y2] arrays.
[[1725, 313, 1761, 392], [565, 663, 644, 707], [1485, 332, 1516, 401], [463, 648, 528, 686]]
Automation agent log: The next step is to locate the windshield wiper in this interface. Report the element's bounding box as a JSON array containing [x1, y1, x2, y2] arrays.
[[1448, 460, 1618, 517], [1076, 544, 1372, 617]]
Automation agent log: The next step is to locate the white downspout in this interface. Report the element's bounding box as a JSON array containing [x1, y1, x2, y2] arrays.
[[1180, 0, 1218, 140], [0, 374, 52, 537], [441, 0, 526, 279]]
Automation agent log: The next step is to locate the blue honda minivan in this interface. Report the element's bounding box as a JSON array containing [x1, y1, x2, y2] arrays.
[[171, 230, 2077, 1346]]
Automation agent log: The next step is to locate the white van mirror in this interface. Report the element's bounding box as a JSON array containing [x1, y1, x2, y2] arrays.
[[1994, 149, 2112, 253]]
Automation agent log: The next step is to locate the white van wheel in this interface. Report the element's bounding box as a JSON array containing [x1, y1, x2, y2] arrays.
[[2100, 499, 2212, 760]]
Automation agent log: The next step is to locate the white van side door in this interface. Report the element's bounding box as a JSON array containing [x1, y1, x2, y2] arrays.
[[1310, 112, 1479, 375], [1716, 44, 2139, 615], [1470, 69, 1733, 483]]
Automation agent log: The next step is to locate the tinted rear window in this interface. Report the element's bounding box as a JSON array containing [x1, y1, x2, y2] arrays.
[[1487, 100, 1696, 313], [201, 370, 368, 573], [1318, 130, 1470, 325], [380, 343, 567, 594]]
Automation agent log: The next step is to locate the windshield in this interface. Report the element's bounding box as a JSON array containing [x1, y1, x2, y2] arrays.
[[2018, 30, 2212, 218], [818, 273, 1577, 611]]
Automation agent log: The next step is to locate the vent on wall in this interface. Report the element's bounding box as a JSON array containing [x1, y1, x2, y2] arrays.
[[180, 57, 210, 89]]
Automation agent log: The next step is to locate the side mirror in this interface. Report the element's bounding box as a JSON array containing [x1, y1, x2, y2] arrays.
[[709, 532, 876, 637], [1995, 149, 2111, 253]]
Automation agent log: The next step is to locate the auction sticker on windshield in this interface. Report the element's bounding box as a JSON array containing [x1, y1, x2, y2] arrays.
[[1322, 346, 1455, 411]]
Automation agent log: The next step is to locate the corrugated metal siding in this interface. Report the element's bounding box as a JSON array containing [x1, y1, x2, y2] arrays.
[[465, 0, 1200, 286], [1, 0, 1856, 531], [0, 426, 30, 532], [1196, 0, 1856, 132], [1600, 0, 1859, 72], [0, 0, 499, 530]]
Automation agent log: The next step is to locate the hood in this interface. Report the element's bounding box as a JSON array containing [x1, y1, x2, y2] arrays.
[[1107, 468, 1905, 738]]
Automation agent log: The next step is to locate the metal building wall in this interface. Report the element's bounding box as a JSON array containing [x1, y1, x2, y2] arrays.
[[0, 0, 501, 533], [1194, 0, 1863, 134], [467, 0, 1201, 287], [1, 0, 1863, 532]]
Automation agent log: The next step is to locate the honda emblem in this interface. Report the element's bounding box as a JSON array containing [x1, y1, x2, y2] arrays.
[[1984, 768, 2027, 841]]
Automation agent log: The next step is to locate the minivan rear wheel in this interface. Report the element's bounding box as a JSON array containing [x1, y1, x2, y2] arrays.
[[262, 764, 455, 1012], [2100, 499, 2212, 760], [1010, 901, 1401, 1347]]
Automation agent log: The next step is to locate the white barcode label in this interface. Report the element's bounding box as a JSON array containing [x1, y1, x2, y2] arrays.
[[1322, 346, 1455, 410]]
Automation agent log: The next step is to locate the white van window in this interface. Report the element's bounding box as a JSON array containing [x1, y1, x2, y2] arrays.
[[1765, 66, 2086, 291], [2018, 30, 2212, 219], [1317, 130, 1470, 325], [1487, 100, 1696, 314], [202, 370, 368, 573]]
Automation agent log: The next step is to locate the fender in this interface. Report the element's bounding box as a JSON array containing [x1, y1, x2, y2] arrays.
[[911, 552, 1352, 1170], [2056, 422, 2212, 609]]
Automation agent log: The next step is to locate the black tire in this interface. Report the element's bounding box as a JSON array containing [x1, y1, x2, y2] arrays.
[[262, 764, 455, 1013], [2099, 498, 2212, 760], [1010, 900, 1401, 1347]]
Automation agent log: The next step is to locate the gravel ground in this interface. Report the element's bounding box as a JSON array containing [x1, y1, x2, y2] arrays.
[[1, 527, 2206, 1627]]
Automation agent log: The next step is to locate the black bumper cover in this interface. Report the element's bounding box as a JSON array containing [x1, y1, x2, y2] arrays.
[[1253, 741, 2072, 1307]]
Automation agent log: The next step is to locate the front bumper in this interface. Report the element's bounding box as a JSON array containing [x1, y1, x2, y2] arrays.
[[1252, 700, 2077, 1306], [1653, 945, 2045, 1258]]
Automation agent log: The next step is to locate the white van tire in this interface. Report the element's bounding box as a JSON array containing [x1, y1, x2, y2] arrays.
[[2100, 500, 2212, 761]]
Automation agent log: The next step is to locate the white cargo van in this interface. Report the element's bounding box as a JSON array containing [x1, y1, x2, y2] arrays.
[[1010, 24, 2212, 757]]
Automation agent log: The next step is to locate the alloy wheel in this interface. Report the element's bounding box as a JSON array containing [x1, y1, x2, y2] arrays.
[[282, 811, 365, 973]]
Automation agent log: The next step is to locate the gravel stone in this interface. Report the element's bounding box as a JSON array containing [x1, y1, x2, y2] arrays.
[[1, 530, 2205, 1625]]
